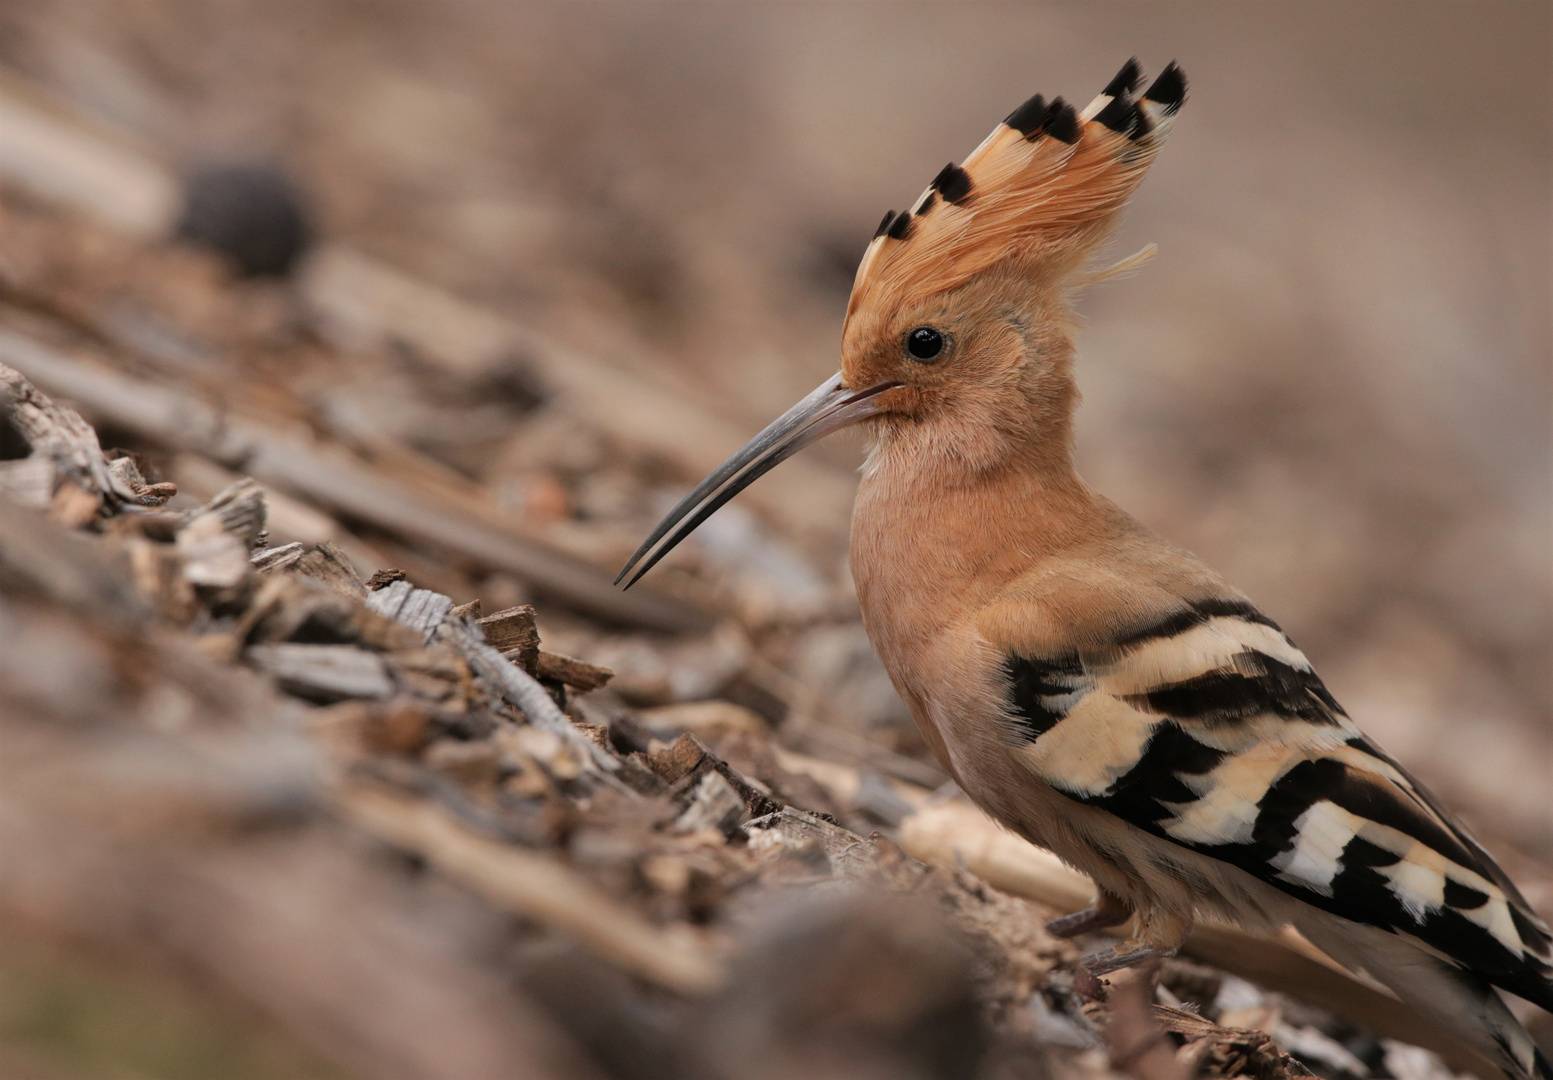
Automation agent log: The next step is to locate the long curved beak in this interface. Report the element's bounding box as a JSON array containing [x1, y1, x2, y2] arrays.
[[616, 373, 898, 590]]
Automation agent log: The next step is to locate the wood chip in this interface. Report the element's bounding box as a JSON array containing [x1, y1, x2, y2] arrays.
[[1147, 1003, 1304, 1080], [366, 567, 408, 591], [176, 509, 251, 589], [232, 572, 420, 653], [290, 541, 367, 600], [647, 732, 707, 784], [367, 578, 452, 642], [251, 541, 305, 572], [476, 604, 539, 674], [660, 736, 782, 825], [423, 740, 502, 787], [444, 620, 625, 781], [535, 650, 613, 692], [181, 478, 266, 549], [350, 699, 434, 756], [672, 771, 747, 836], [1, 358, 135, 505], [106, 455, 176, 506], [743, 807, 880, 877], [248, 642, 395, 702]]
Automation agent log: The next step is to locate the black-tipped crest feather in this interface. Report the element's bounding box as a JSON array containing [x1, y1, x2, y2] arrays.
[[1005, 93, 1048, 138], [931, 161, 974, 205], [1043, 98, 1080, 143], [1143, 62, 1187, 114], [1103, 58, 1143, 98], [1093, 94, 1142, 136]]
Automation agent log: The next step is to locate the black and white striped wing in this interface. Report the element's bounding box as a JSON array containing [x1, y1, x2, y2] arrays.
[[1005, 597, 1553, 1007]]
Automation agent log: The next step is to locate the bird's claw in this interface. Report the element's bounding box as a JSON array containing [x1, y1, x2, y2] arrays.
[[1080, 942, 1176, 976]]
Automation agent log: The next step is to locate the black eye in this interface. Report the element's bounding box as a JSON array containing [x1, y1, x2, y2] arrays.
[[905, 326, 944, 362]]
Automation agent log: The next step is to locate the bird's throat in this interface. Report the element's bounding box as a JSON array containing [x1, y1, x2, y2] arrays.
[[849, 431, 1095, 652]]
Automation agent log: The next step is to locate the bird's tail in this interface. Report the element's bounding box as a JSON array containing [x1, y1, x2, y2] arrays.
[[1297, 915, 1548, 1080]]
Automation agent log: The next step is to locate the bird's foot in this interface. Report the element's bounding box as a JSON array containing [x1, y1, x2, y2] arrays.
[[1080, 941, 1176, 976], [1045, 892, 1133, 939]]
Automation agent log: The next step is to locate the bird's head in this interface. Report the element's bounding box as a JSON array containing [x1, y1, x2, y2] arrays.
[[618, 60, 1185, 589]]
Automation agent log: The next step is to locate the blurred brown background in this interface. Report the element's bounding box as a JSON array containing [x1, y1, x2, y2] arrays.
[[1, 0, 1547, 843]]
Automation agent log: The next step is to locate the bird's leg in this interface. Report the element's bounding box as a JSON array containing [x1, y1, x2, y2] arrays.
[[1045, 890, 1133, 939], [1080, 908, 1190, 976]]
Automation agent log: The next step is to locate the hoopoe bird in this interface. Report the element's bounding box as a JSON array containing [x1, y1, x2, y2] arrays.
[[617, 61, 1552, 1079]]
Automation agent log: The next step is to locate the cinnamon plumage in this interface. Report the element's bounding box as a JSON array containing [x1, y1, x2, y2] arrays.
[[618, 60, 1552, 1080]]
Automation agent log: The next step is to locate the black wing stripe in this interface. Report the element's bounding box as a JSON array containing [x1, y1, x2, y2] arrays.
[[1070, 722, 1226, 827], [1329, 836, 1411, 928], [1112, 596, 1281, 651], [1192, 597, 1280, 626], [1253, 758, 1481, 872], [1126, 650, 1343, 727], [1004, 652, 1084, 741]]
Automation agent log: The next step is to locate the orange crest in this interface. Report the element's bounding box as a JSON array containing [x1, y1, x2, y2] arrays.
[[843, 60, 1186, 336]]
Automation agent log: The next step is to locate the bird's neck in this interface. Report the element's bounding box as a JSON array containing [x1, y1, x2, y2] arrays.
[[849, 414, 1097, 652]]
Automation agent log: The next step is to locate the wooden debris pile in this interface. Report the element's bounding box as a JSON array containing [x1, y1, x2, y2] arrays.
[[0, 354, 1478, 1080]]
